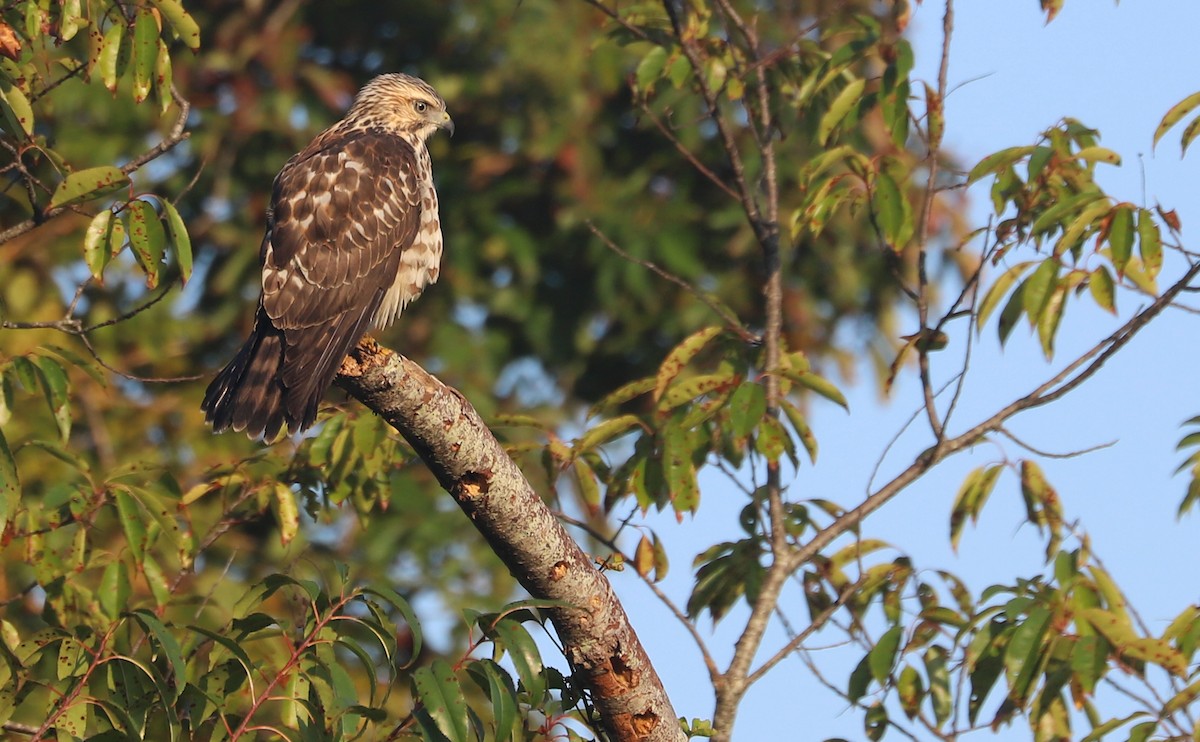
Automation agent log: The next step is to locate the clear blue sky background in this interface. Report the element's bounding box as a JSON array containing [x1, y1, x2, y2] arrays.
[[600, 3, 1200, 739]]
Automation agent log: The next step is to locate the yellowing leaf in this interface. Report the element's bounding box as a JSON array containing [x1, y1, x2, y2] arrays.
[[161, 199, 192, 281], [653, 326, 722, 403], [149, 0, 200, 50], [1074, 146, 1121, 166], [48, 166, 129, 209], [1153, 90, 1200, 149]]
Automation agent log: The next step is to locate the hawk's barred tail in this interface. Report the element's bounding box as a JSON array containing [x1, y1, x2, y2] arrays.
[[202, 309, 292, 441]]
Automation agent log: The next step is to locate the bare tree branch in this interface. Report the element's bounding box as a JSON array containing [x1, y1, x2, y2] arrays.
[[335, 339, 686, 742]]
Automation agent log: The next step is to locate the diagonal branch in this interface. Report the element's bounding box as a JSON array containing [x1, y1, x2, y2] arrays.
[[335, 339, 686, 742]]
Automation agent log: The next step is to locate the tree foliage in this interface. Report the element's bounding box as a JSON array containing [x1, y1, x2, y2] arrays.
[[1, 0, 1200, 740]]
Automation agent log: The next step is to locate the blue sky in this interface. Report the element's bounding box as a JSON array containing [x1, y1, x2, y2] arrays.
[[605, 3, 1200, 739]]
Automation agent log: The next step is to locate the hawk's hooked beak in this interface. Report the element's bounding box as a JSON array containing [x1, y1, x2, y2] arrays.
[[437, 111, 455, 137]]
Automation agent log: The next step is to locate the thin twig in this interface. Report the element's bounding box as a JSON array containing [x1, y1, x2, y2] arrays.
[[995, 427, 1115, 460], [639, 104, 740, 201], [744, 577, 863, 686], [586, 220, 759, 344]]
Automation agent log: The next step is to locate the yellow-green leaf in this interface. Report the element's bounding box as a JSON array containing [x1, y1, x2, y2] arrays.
[[161, 199, 191, 281], [977, 261, 1032, 330], [59, 0, 83, 41], [132, 7, 158, 103], [83, 209, 113, 281], [149, 0, 200, 50], [1153, 90, 1200, 149], [0, 77, 33, 137], [99, 20, 125, 93], [49, 166, 129, 209], [967, 145, 1036, 184], [270, 483, 299, 546], [1074, 146, 1121, 166], [654, 326, 722, 403]]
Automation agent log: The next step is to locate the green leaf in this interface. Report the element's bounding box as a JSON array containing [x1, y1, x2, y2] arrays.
[[847, 655, 872, 703], [1153, 90, 1200, 148], [977, 261, 1032, 330], [1004, 604, 1051, 703], [818, 77, 865, 144], [781, 399, 818, 463], [99, 560, 132, 620], [1108, 205, 1134, 275], [159, 198, 192, 282], [150, 0, 200, 50], [132, 609, 186, 700], [896, 664, 924, 720], [924, 645, 951, 725], [728, 382, 766, 438], [1136, 208, 1162, 281], [153, 38, 173, 113], [0, 429, 18, 536], [871, 169, 905, 249], [112, 485, 148, 564], [490, 618, 546, 703], [780, 368, 848, 410], [949, 465, 1002, 551], [663, 420, 698, 513], [1088, 266, 1116, 314], [99, 21, 126, 93], [635, 46, 668, 93], [48, 166, 130, 210], [0, 77, 33, 138], [869, 625, 902, 683], [132, 7, 158, 103], [653, 326, 722, 403], [34, 355, 71, 442], [83, 209, 114, 281], [466, 659, 519, 742], [1021, 258, 1059, 325], [126, 199, 166, 288], [967, 145, 1036, 184], [575, 414, 641, 454]]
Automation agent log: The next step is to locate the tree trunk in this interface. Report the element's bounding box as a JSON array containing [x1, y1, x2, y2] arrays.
[[336, 338, 686, 742]]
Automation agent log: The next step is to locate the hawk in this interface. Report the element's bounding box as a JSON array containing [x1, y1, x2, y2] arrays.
[[202, 73, 453, 439]]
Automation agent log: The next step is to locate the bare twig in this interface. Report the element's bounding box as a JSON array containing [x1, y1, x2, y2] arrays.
[[586, 220, 759, 344], [995, 427, 1115, 459]]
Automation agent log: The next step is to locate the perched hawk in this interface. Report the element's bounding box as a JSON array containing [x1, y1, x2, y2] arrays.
[[203, 73, 453, 439]]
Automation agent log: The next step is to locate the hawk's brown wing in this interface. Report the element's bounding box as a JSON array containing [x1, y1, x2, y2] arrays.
[[203, 130, 422, 439]]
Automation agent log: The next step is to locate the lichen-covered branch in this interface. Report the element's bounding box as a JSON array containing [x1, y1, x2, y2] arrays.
[[335, 339, 686, 742]]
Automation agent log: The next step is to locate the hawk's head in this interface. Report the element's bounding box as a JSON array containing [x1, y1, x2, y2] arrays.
[[347, 73, 454, 142]]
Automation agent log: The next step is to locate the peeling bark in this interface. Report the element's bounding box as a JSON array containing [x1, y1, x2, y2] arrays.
[[336, 339, 686, 742]]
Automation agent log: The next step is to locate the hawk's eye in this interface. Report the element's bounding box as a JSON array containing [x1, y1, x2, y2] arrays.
[[414, 100, 428, 113]]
